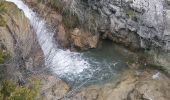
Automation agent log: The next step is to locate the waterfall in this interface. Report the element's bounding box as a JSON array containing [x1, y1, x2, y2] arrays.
[[6, 0, 90, 77], [6, 0, 128, 87]]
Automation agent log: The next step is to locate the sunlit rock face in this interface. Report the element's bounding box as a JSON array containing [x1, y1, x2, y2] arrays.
[[71, 28, 99, 50], [83, 0, 170, 51], [25, 0, 170, 51], [69, 69, 170, 100], [0, 1, 45, 83], [0, 2, 32, 56]]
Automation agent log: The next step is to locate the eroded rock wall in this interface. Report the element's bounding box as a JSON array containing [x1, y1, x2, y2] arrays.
[[25, 0, 170, 51], [50, 0, 170, 51], [0, 1, 44, 79]]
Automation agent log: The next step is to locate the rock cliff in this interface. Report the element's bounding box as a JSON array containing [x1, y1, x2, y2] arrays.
[[25, 0, 170, 51], [0, 2, 69, 99], [0, 1, 44, 80], [72, 0, 170, 51]]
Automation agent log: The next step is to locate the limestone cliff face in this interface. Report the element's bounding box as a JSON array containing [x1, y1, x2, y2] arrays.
[[0, 1, 44, 71], [76, 0, 170, 51], [0, 2, 32, 57], [25, 0, 99, 50], [25, 0, 170, 51], [25, 0, 71, 48]]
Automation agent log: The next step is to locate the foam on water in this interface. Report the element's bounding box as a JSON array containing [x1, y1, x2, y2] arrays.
[[5, 0, 130, 87], [6, 0, 90, 76]]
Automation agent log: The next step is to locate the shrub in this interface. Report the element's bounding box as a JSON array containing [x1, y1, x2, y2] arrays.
[[62, 12, 80, 29], [0, 2, 7, 27], [0, 80, 39, 100], [0, 17, 6, 27], [0, 2, 7, 14], [127, 9, 136, 18], [0, 49, 8, 64], [10, 86, 37, 100], [0, 80, 15, 99]]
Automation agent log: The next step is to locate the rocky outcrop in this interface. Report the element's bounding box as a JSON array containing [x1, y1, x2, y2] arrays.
[[25, 0, 100, 50], [0, 1, 44, 79], [71, 28, 99, 50], [0, 2, 32, 56], [25, 0, 170, 51], [68, 69, 170, 100], [0, 2, 71, 100], [53, 0, 170, 51], [25, 0, 71, 48], [29, 74, 70, 100], [99, 0, 170, 51]]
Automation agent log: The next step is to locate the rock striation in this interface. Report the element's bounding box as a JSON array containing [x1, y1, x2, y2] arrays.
[[25, 0, 170, 51], [0, 1, 44, 79], [64, 0, 170, 51]]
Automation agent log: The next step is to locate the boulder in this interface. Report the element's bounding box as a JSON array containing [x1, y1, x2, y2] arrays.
[[71, 28, 99, 50]]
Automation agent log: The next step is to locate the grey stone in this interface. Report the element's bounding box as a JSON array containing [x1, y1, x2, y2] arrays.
[[90, 0, 170, 50]]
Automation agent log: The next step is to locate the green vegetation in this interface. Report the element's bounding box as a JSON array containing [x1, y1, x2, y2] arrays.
[[48, 0, 63, 13], [62, 12, 80, 29], [0, 2, 6, 15], [49, 0, 80, 29], [0, 67, 5, 80], [146, 64, 170, 77], [0, 2, 7, 26], [0, 2, 6, 14], [0, 49, 8, 64], [127, 9, 136, 18], [0, 17, 6, 26], [0, 80, 40, 100], [38, 0, 63, 12], [38, 0, 80, 29]]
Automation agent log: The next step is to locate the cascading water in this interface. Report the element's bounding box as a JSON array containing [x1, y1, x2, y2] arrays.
[[6, 0, 129, 87], [6, 0, 90, 74]]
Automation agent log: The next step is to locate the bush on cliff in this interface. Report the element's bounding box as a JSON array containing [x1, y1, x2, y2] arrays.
[[0, 49, 8, 64], [0, 80, 39, 100], [0, 2, 7, 26], [0, 2, 7, 14]]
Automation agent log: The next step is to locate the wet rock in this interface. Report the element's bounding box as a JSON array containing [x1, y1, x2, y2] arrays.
[[69, 69, 170, 100], [25, 0, 70, 48], [71, 28, 99, 50], [56, 25, 70, 48]]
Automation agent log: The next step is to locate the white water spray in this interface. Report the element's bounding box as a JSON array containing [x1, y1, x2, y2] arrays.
[[6, 0, 90, 76]]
